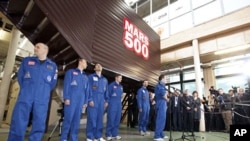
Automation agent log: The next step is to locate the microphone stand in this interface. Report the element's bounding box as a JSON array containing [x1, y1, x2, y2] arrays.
[[168, 94, 174, 141]]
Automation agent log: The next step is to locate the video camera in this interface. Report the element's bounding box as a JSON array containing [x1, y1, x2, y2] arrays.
[[209, 86, 218, 96], [232, 86, 238, 94], [57, 103, 64, 117]]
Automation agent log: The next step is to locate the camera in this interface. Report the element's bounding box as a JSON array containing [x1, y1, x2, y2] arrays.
[[57, 108, 64, 114], [232, 86, 238, 94], [57, 103, 64, 117], [209, 86, 218, 96]]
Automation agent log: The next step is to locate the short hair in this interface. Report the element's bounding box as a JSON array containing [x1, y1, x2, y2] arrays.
[[158, 74, 165, 81], [141, 80, 147, 84], [114, 73, 122, 78], [192, 91, 198, 95], [78, 58, 87, 62]]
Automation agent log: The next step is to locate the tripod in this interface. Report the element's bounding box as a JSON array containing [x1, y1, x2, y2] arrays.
[[168, 96, 174, 141], [47, 111, 64, 141], [47, 115, 63, 141]]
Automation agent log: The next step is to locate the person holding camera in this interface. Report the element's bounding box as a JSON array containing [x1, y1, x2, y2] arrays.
[[217, 88, 233, 133], [60, 59, 89, 141]]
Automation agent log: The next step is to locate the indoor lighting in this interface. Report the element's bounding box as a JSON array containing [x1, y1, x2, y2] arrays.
[[16, 38, 28, 56], [214, 44, 250, 55], [0, 29, 3, 38]]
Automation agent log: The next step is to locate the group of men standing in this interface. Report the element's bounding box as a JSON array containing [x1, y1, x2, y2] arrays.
[[7, 42, 124, 141], [7, 42, 174, 141]]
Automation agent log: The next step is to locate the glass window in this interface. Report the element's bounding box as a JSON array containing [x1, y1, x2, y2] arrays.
[[216, 75, 247, 93], [167, 73, 180, 83], [169, 0, 191, 19], [153, 22, 170, 39], [214, 60, 248, 76], [170, 84, 181, 91], [183, 82, 196, 94], [183, 70, 203, 80], [183, 81, 205, 96], [170, 12, 193, 34], [222, 0, 250, 14], [192, 0, 214, 9], [193, 0, 222, 25]]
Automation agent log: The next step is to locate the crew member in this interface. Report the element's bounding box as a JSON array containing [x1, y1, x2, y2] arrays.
[[137, 80, 150, 136], [86, 63, 109, 141], [60, 59, 89, 141], [106, 74, 123, 140], [8, 43, 58, 141]]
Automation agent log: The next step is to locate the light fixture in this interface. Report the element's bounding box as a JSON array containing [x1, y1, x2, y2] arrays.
[[16, 38, 28, 56], [214, 44, 250, 55]]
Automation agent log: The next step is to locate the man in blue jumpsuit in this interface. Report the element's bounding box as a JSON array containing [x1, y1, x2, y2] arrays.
[[137, 80, 150, 136], [106, 74, 123, 141], [86, 63, 109, 141], [8, 43, 58, 141], [60, 59, 89, 141], [154, 75, 169, 141]]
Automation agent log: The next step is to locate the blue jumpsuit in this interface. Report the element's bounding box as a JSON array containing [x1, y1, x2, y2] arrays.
[[60, 68, 89, 141], [86, 73, 109, 140], [106, 81, 123, 137], [154, 82, 168, 139], [137, 86, 150, 132], [8, 57, 57, 141]]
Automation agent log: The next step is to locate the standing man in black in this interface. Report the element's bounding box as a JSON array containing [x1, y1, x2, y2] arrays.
[[181, 89, 194, 132], [171, 90, 182, 131], [127, 92, 137, 128], [148, 91, 156, 131]]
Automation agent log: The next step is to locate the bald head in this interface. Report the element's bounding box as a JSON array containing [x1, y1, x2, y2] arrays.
[[34, 43, 49, 60]]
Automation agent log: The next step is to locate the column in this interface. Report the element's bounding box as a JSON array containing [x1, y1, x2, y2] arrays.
[[192, 39, 205, 131], [0, 27, 20, 126], [203, 66, 216, 98]]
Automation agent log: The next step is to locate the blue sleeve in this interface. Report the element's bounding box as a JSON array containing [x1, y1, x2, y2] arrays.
[[88, 74, 93, 102], [137, 89, 142, 109], [84, 76, 90, 105], [63, 70, 72, 100], [50, 63, 58, 90], [107, 83, 113, 103], [159, 86, 166, 97], [17, 58, 26, 87], [104, 78, 109, 102]]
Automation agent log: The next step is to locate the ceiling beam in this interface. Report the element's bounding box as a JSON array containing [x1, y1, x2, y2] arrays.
[[17, 0, 34, 28]]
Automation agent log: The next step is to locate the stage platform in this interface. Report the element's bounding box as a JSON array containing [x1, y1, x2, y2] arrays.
[[0, 124, 229, 141]]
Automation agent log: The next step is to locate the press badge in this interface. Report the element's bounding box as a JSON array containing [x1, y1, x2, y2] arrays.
[[112, 93, 117, 96]]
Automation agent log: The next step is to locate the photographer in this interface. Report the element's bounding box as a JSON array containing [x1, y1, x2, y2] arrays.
[[234, 88, 250, 125], [217, 88, 233, 133], [209, 86, 219, 97]]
